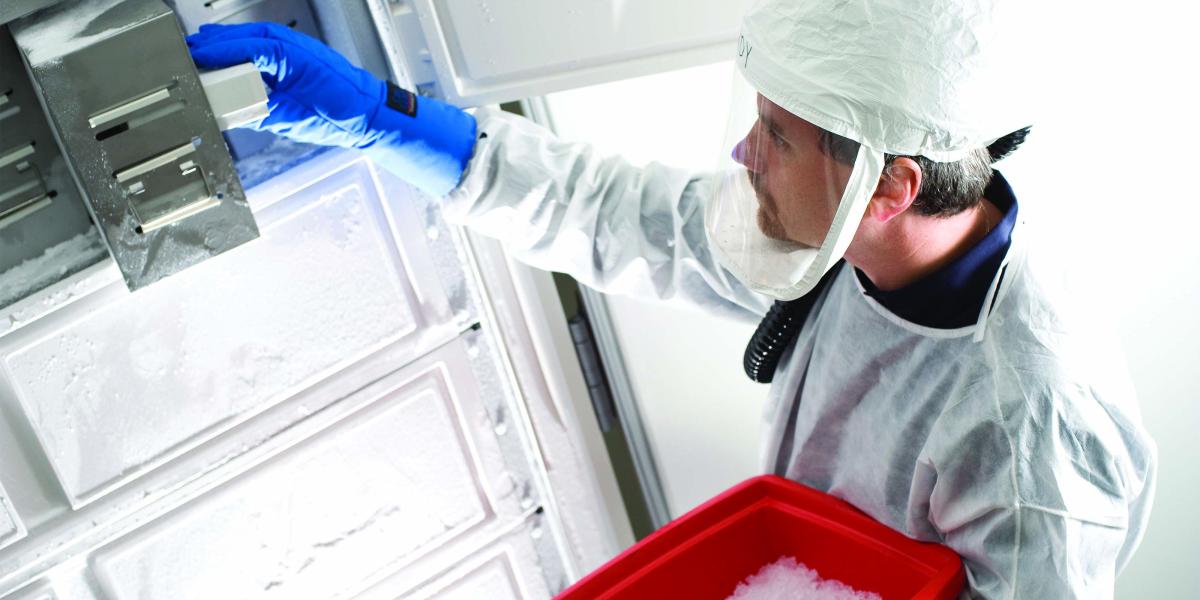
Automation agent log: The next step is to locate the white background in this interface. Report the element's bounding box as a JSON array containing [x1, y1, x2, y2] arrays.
[[546, 3, 1200, 596]]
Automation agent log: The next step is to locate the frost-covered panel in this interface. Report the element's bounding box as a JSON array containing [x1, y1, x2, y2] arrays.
[[91, 367, 488, 600], [2, 580, 56, 600], [372, 513, 562, 600], [403, 547, 530, 600], [425, 558, 523, 600], [1, 159, 450, 508], [0, 480, 25, 552]]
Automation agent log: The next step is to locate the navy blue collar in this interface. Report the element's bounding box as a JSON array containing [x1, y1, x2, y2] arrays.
[[855, 171, 1019, 329]]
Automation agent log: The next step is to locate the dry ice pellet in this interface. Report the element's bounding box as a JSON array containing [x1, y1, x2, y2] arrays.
[[726, 556, 883, 600]]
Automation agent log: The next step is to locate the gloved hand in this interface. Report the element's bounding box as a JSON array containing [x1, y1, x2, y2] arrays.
[[187, 22, 477, 197]]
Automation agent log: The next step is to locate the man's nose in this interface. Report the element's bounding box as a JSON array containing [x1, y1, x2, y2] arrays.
[[732, 132, 764, 174]]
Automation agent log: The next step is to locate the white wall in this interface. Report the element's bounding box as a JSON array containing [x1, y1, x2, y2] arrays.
[[996, 5, 1200, 597], [545, 3, 1200, 595]]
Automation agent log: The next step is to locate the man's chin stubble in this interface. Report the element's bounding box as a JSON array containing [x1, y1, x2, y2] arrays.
[[756, 207, 789, 241]]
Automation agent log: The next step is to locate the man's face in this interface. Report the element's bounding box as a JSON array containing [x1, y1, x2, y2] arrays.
[[733, 95, 854, 247]]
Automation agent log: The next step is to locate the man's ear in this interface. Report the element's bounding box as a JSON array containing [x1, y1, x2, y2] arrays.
[[868, 157, 922, 223]]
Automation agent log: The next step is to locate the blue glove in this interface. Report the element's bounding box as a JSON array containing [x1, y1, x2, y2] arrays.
[[187, 22, 477, 197]]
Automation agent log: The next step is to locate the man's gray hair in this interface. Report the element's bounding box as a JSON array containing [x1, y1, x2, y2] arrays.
[[817, 127, 1031, 217]]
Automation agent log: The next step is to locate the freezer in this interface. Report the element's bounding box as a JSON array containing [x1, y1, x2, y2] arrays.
[[0, 1, 743, 598]]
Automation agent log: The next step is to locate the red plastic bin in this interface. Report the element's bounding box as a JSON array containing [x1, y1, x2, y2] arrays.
[[556, 475, 964, 599]]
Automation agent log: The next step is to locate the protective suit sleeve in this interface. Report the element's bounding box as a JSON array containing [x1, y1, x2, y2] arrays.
[[443, 107, 772, 322], [187, 22, 476, 197], [925, 383, 1158, 599]]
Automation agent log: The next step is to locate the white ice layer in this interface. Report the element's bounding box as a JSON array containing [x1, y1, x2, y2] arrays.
[[0, 230, 106, 310], [727, 557, 882, 600], [92, 371, 486, 600], [5, 181, 418, 506]]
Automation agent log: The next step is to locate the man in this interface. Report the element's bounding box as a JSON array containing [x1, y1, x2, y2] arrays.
[[188, 0, 1156, 597]]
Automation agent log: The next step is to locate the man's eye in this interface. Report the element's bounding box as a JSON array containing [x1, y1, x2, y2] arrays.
[[767, 127, 786, 147]]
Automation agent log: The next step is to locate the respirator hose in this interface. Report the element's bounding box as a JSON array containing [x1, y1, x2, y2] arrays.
[[743, 262, 843, 383]]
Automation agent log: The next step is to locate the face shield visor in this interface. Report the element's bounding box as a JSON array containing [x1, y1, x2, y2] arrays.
[[706, 72, 885, 301]]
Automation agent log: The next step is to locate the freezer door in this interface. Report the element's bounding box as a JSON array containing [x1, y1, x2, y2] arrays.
[[372, 0, 747, 106]]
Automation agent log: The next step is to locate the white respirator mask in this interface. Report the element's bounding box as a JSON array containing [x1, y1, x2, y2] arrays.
[[705, 72, 884, 301]]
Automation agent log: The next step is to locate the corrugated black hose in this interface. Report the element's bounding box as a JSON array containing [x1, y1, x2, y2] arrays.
[[743, 261, 843, 383]]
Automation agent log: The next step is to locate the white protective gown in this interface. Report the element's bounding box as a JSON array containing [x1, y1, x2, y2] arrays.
[[443, 107, 1157, 600]]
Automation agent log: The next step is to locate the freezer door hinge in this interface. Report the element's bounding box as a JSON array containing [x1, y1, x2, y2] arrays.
[[567, 309, 618, 434]]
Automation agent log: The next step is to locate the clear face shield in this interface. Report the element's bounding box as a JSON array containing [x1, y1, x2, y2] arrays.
[[705, 73, 886, 300]]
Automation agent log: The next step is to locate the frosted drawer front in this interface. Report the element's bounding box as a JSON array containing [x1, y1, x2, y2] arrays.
[[92, 366, 487, 600], [0, 482, 23, 551], [425, 556, 524, 600], [1, 160, 445, 507], [4, 581, 55, 600], [396, 525, 554, 600]]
